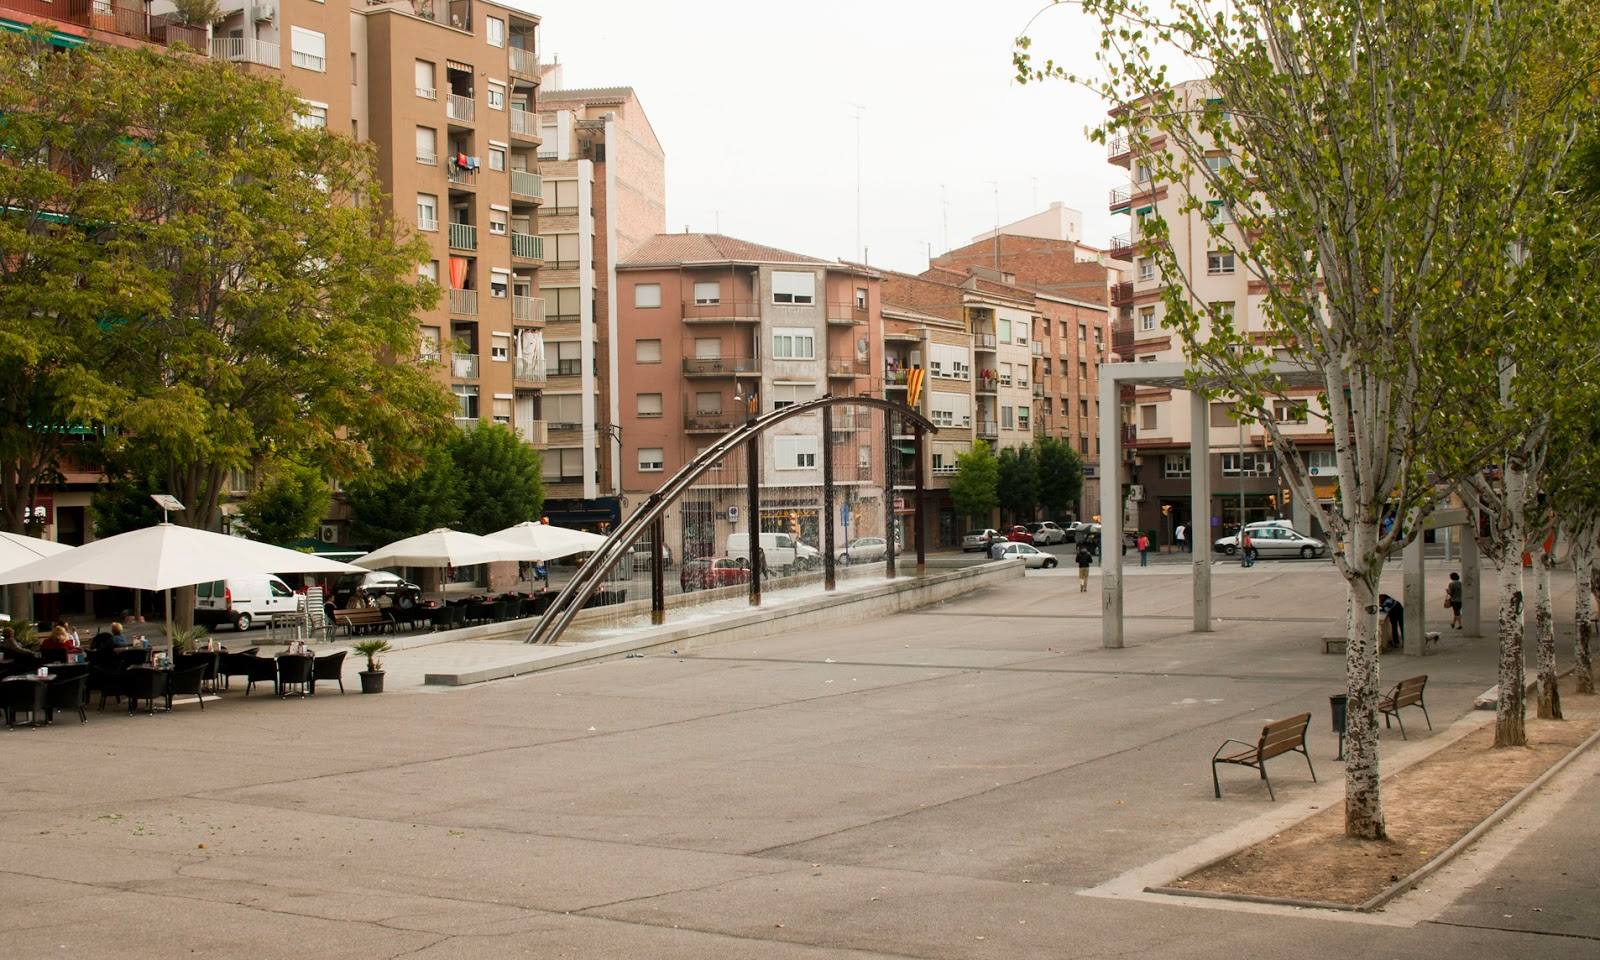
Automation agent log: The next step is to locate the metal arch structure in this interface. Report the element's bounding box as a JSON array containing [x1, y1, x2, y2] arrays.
[[524, 394, 939, 645]]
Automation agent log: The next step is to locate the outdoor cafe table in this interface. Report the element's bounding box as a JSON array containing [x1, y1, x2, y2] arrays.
[[1, 673, 51, 726]]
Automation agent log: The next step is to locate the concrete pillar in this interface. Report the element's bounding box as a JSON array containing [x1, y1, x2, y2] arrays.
[[1190, 392, 1212, 632], [1461, 524, 1481, 637], [1292, 494, 1312, 537], [1403, 534, 1425, 656], [1100, 372, 1124, 649]]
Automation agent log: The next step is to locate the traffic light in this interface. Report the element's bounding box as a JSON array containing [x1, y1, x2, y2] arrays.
[[789, 511, 800, 539]]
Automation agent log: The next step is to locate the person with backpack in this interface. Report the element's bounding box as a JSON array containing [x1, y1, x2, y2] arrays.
[[1137, 532, 1150, 567], [1075, 541, 1094, 592]]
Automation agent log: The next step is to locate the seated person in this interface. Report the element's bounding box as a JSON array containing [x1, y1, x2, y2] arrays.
[[39, 625, 76, 662], [109, 622, 128, 646], [1, 625, 26, 656]]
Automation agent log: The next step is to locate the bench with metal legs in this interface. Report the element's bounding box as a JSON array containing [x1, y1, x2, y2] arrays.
[[1212, 712, 1316, 801]]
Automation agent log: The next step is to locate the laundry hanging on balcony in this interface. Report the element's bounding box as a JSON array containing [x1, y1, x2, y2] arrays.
[[449, 257, 468, 289]]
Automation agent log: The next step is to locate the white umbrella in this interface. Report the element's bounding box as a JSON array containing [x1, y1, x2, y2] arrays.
[[0, 531, 73, 576], [486, 521, 607, 562], [353, 527, 540, 569]]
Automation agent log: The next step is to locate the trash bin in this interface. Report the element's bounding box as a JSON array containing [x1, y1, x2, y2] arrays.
[[1329, 694, 1348, 761]]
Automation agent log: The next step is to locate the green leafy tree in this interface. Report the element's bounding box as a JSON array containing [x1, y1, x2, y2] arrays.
[[237, 461, 332, 545], [1036, 438, 1084, 521], [448, 423, 544, 535], [346, 445, 461, 547], [1018, 0, 1597, 838], [90, 472, 165, 539], [996, 445, 1040, 525], [949, 441, 999, 527]]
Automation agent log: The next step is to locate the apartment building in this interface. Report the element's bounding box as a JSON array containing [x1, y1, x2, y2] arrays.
[[1108, 79, 1332, 542], [614, 233, 887, 560], [533, 75, 665, 529]]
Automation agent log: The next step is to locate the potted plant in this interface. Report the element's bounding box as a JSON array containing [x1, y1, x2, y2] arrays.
[[352, 638, 391, 694]]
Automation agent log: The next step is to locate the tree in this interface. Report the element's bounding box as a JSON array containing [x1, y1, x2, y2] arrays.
[[346, 445, 461, 547], [448, 424, 544, 536], [949, 441, 999, 526], [1019, 0, 1597, 839], [1036, 438, 1085, 520], [90, 471, 165, 540], [237, 461, 332, 546], [997, 445, 1040, 524]]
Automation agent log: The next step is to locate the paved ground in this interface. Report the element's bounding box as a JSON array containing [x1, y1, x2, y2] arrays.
[[1, 562, 1594, 958]]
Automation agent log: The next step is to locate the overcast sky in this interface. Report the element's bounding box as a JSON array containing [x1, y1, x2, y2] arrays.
[[508, 0, 1131, 273]]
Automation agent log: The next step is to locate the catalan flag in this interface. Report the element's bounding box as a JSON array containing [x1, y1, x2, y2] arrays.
[[906, 367, 925, 409]]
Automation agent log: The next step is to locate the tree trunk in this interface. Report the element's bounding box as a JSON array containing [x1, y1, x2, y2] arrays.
[[1577, 535, 1596, 695], [1535, 545, 1560, 719], [1343, 525, 1385, 840], [1495, 539, 1528, 747]]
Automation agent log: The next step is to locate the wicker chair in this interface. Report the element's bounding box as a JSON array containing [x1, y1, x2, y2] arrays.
[[124, 668, 170, 715], [311, 651, 347, 695], [1, 678, 47, 727], [46, 673, 89, 724], [276, 654, 314, 698], [167, 664, 209, 711]]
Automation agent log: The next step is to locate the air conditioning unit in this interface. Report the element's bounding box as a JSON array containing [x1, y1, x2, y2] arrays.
[[319, 524, 338, 544], [251, 3, 276, 22], [1127, 484, 1145, 502], [1309, 465, 1323, 476]]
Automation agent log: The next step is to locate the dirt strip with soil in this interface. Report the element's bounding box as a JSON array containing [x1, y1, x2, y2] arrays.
[[1169, 678, 1600, 906]]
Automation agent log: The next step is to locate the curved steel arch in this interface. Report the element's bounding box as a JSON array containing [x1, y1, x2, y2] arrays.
[[525, 394, 937, 645]]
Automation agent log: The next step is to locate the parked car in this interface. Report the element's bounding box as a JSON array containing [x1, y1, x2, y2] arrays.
[[1080, 523, 1138, 549], [728, 532, 799, 572], [961, 529, 1005, 553], [680, 557, 752, 591], [629, 541, 674, 570], [1028, 521, 1068, 546], [1006, 525, 1034, 545], [992, 542, 1059, 569], [1210, 519, 1300, 555], [332, 571, 423, 611], [1064, 521, 1092, 543], [838, 537, 889, 565], [195, 575, 299, 632], [795, 540, 822, 570], [1214, 525, 1327, 559]]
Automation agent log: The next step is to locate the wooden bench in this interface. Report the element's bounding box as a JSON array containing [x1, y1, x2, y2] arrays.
[[333, 608, 394, 637], [1212, 712, 1316, 800], [1379, 675, 1431, 739]]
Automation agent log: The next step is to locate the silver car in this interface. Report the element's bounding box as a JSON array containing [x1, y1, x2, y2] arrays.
[[838, 537, 888, 565], [961, 529, 1004, 553], [1215, 526, 1326, 559]]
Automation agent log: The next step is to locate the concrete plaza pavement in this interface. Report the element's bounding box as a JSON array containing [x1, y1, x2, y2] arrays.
[[1, 561, 1595, 958]]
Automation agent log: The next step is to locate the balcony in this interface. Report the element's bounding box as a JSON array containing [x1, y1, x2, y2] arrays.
[[977, 420, 1000, 439], [974, 333, 998, 351], [513, 356, 545, 385], [682, 300, 760, 323], [448, 222, 477, 251], [508, 46, 539, 77], [447, 165, 477, 188], [1109, 233, 1133, 260], [453, 417, 479, 431], [976, 377, 998, 395], [449, 353, 479, 379], [685, 413, 739, 433], [1033, 383, 1045, 398], [515, 419, 548, 445], [447, 94, 475, 123], [827, 358, 867, 378], [1109, 186, 1131, 212], [883, 368, 908, 387], [211, 36, 279, 68], [511, 232, 543, 263], [1107, 134, 1131, 165], [510, 109, 538, 140], [1031, 341, 1043, 356], [825, 302, 868, 326], [448, 288, 478, 316], [510, 170, 543, 201], [512, 295, 545, 324], [1110, 280, 1133, 306], [682, 357, 758, 377]]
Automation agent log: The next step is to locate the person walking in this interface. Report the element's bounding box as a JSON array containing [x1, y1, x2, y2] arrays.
[[1175, 523, 1187, 552], [1075, 541, 1094, 592], [1446, 572, 1463, 629], [1240, 530, 1255, 568], [1137, 533, 1150, 567]]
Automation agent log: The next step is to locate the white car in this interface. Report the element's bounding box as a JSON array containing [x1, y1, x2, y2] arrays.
[[1028, 522, 1068, 545], [838, 537, 889, 565], [992, 542, 1059, 569], [1215, 525, 1327, 559]]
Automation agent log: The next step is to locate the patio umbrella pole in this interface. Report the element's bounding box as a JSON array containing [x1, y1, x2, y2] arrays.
[[165, 588, 173, 652]]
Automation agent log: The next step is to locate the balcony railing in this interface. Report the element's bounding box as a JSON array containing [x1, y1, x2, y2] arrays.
[[508, 46, 539, 76], [1109, 233, 1133, 260], [448, 288, 478, 315], [211, 36, 280, 67], [827, 358, 868, 377], [450, 353, 479, 379], [417, 150, 438, 166], [825, 302, 868, 325], [447, 165, 477, 187], [447, 94, 475, 123], [685, 413, 739, 433], [976, 377, 998, 394], [510, 170, 542, 200], [977, 420, 1000, 439], [974, 333, 998, 350], [1033, 384, 1045, 398], [454, 417, 479, 431], [1109, 186, 1131, 211], [682, 357, 758, 376], [682, 300, 759, 323], [1107, 135, 1131, 162], [291, 50, 325, 72], [512, 295, 545, 323], [513, 356, 546, 384], [1110, 280, 1133, 306], [883, 368, 908, 386], [511, 232, 543, 262], [516, 419, 548, 445], [448, 222, 477, 251], [510, 109, 538, 139], [1031, 341, 1043, 356], [1122, 424, 1139, 446]]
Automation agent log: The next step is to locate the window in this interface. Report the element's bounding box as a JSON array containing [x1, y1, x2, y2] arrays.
[[1139, 354, 1158, 363], [1164, 453, 1191, 479], [486, 16, 505, 45], [1207, 250, 1235, 275], [548, 287, 581, 320], [633, 283, 661, 308], [771, 327, 815, 360], [1222, 452, 1271, 476], [1140, 404, 1157, 430], [1080, 437, 1090, 454], [291, 27, 326, 72], [694, 337, 722, 359], [488, 146, 505, 171], [1135, 160, 1153, 183], [1042, 398, 1052, 415], [1002, 406, 1014, 429], [1137, 257, 1154, 281], [416, 194, 438, 231], [419, 260, 439, 284], [351, 52, 358, 85], [1080, 399, 1089, 417], [487, 82, 505, 110], [1040, 319, 1050, 338], [695, 392, 722, 414], [490, 334, 509, 361], [296, 102, 327, 129], [1204, 155, 1232, 174], [1079, 360, 1089, 379], [693, 281, 721, 305], [488, 210, 507, 236], [1210, 301, 1236, 326], [1016, 322, 1028, 345], [492, 396, 511, 425], [776, 437, 819, 470], [1307, 449, 1338, 473], [636, 393, 662, 418], [998, 317, 1011, 341], [1139, 307, 1156, 332], [999, 363, 1013, 386], [771, 383, 815, 409], [772, 271, 815, 304], [1042, 358, 1052, 376], [415, 126, 437, 164], [638, 447, 664, 472], [544, 233, 581, 268], [419, 326, 441, 362], [415, 60, 436, 98], [1078, 323, 1087, 341], [930, 390, 971, 427], [545, 392, 582, 426], [547, 179, 579, 215], [1209, 401, 1238, 428], [1018, 408, 1030, 430], [543, 448, 585, 481], [855, 286, 867, 310], [1274, 400, 1309, 424], [1208, 201, 1235, 225], [549, 341, 582, 377], [452, 383, 479, 420], [635, 339, 661, 363], [489, 273, 507, 298]]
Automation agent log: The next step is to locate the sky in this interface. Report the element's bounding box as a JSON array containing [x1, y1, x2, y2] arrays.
[[504, 0, 1130, 274]]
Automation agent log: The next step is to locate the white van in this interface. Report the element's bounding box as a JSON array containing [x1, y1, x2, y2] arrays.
[[726, 532, 798, 572], [195, 575, 301, 631]]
